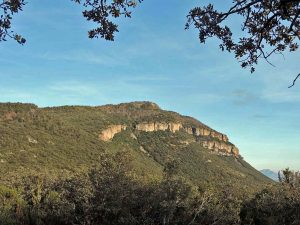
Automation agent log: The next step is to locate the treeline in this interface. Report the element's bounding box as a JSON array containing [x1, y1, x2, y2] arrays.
[[1, 152, 300, 225]]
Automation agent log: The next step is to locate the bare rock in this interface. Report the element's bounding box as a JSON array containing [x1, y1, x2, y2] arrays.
[[130, 133, 137, 140], [136, 122, 182, 133], [27, 136, 38, 144], [99, 125, 127, 141]]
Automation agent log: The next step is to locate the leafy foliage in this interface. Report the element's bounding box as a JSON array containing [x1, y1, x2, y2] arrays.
[[240, 167, 300, 225], [72, 0, 143, 41], [0, 0, 26, 44], [0, 150, 298, 225], [0, 0, 143, 44], [0, 152, 300, 225], [0, 151, 243, 225], [186, 0, 300, 73], [279, 167, 300, 187], [2, 0, 300, 86], [2, 0, 300, 78], [0, 186, 25, 225], [240, 186, 300, 225]]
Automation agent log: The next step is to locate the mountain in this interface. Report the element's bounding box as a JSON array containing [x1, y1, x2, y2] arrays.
[[0, 101, 272, 195], [260, 169, 279, 181]]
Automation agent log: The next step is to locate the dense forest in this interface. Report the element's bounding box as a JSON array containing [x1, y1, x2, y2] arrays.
[[0, 103, 299, 225], [1, 150, 300, 225]]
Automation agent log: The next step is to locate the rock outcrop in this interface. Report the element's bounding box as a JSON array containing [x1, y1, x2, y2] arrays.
[[3, 111, 17, 121], [27, 136, 38, 144], [134, 122, 239, 157], [200, 140, 239, 157], [135, 122, 229, 143], [99, 121, 239, 157], [135, 122, 182, 133], [184, 127, 228, 142], [99, 125, 127, 141]]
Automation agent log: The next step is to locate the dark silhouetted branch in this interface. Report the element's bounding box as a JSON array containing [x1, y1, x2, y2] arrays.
[[288, 73, 300, 88]]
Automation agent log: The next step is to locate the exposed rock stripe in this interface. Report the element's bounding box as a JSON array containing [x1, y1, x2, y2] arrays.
[[135, 122, 182, 133], [99, 122, 239, 157], [99, 125, 127, 141]]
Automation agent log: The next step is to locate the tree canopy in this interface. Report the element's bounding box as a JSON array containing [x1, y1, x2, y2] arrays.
[[0, 0, 142, 44], [1, 0, 300, 85], [186, 0, 300, 72], [0, 0, 26, 44], [72, 0, 143, 41]]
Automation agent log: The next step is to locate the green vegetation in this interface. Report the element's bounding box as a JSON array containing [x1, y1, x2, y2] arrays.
[[0, 102, 271, 191], [240, 168, 300, 225], [2, 101, 294, 224], [0, 152, 299, 225]]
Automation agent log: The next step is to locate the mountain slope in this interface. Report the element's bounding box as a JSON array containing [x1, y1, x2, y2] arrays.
[[260, 169, 279, 181], [0, 102, 272, 194]]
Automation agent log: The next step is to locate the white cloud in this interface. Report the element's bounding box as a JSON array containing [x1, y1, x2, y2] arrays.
[[41, 50, 129, 67], [48, 81, 98, 96]]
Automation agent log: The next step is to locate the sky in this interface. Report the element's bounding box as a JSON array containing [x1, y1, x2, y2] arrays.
[[0, 0, 299, 171]]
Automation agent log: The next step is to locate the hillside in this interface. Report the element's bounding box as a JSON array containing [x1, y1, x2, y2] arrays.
[[0, 101, 272, 194], [260, 169, 279, 181]]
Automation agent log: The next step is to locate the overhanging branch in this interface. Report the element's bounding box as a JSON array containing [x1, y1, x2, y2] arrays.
[[288, 73, 300, 88]]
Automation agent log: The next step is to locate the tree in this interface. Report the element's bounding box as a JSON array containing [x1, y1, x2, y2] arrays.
[[21, 175, 72, 225], [0, 0, 142, 44], [0, 185, 25, 225], [240, 186, 300, 225], [278, 168, 300, 188], [185, 0, 300, 86], [2, 0, 300, 85], [240, 168, 300, 225], [0, 0, 26, 44], [72, 0, 143, 41]]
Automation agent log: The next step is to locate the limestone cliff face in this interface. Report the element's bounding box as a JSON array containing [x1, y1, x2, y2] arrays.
[[98, 121, 239, 157], [135, 122, 182, 133], [183, 127, 228, 142], [169, 123, 182, 133], [99, 122, 182, 141], [99, 125, 127, 141], [200, 140, 239, 157], [134, 121, 239, 157], [135, 122, 228, 143]]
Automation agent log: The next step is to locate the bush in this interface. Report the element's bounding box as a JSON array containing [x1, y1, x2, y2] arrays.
[[2, 153, 298, 225], [0, 186, 25, 225], [240, 186, 300, 225]]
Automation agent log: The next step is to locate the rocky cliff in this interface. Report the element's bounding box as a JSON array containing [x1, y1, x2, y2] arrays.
[[99, 125, 127, 141], [135, 122, 182, 133], [183, 126, 228, 142], [200, 140, 239, 157], [98, 119, 239, 157]]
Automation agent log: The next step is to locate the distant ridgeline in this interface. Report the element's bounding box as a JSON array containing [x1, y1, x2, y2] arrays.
[[0, 101, 272, 193]]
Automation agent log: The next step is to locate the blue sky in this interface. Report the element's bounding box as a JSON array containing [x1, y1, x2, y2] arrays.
[[0, 0, 299, 171]]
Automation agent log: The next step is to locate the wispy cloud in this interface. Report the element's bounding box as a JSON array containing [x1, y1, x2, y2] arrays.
[[232, 89, 258, 105], [41, 50, 129, 67], [48, 81, 99, 96]]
